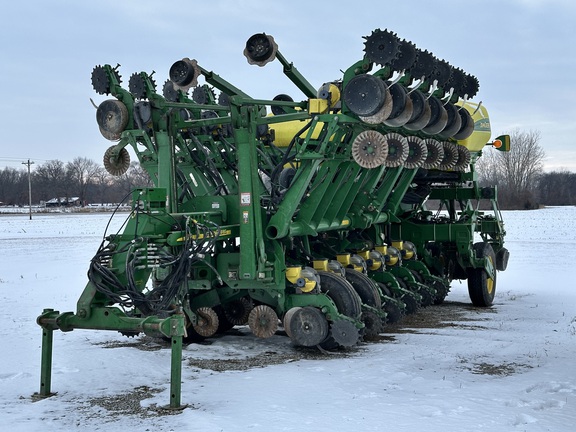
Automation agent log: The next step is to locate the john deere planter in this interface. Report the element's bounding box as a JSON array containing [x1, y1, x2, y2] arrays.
[[37, 29, 510, 408]]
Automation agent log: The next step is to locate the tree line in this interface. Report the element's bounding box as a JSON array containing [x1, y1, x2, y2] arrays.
[[475, 129, 576, 209], [0, 130, 573, 209], [0, 157, 151, 207]]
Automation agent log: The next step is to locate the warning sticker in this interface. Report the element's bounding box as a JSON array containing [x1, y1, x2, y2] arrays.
[[240, 192, 251, 206]]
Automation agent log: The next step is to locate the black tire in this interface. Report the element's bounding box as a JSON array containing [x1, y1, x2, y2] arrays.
[[318, 271, 362, 319], [467, 242, 497, 307], [344, 269, 382, 309], [408, 269, 435, 307], [432, 281, 450, 305], [213, 305, 235, 333]]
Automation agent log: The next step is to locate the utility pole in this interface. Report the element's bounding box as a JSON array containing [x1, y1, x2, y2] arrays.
[[22, 159, 34, 220]]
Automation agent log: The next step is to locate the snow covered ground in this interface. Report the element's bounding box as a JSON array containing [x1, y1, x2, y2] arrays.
[[1, 208, 575, 431]]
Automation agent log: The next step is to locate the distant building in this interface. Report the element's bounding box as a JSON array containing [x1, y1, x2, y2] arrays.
[[45, 197, 81, 208]]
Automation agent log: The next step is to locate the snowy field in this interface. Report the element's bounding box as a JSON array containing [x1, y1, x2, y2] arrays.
[[1, 208, 575, 431]]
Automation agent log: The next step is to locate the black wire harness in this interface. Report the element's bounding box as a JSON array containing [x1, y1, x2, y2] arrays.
[[88, 214, 221, 316]]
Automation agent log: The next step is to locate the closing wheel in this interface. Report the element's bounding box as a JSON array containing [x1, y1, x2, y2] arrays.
[[192, 307, 219, 337], [360, 310, 383, 340], [169, 57, 200, 89], [162, 80, 179, 102], [404, 136, 428, 169], [318, 271, 362, 349], [330, 320, 361, 347], [438, 142, 459, 171], [103, 146, 130, 176], [244, 33, 278, 66], [377, 282, 403, 324], [421, 139, 444, 169], [384, 133, 409, 167], [248, 305, 279, 338], [468, 242, 497, 307], [92, 65, 119, 95], [223, 297, 254, 325], [409, 269, 434, 307], [396, 277, 419, 314], [351, 130, 388, 168], [432, 280, 451, 305], [286, 307, 329, 347], [363, 28, 400, 66]]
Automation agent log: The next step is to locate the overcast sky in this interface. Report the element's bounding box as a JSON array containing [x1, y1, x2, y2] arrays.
[[1, 0, 575, 171]]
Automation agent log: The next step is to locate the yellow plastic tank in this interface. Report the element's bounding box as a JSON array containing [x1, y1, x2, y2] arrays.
[[456, 101, 492, 152]]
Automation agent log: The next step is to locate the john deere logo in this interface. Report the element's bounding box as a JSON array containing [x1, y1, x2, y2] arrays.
[[475, 119, 490, 131]]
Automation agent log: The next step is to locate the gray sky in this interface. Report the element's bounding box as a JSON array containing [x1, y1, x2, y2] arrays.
[[1, 0, 575, 171]]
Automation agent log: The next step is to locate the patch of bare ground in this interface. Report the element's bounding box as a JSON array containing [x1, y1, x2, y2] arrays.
[[385, 300, 497, 334], [92, 301, 500, 376], [187, 346, 353, 372], [469, 361, 533, 376], [84, 386, 189, 419]]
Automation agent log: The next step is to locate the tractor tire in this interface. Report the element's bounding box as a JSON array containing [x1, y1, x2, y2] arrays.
[[467, 242, 497, 307]]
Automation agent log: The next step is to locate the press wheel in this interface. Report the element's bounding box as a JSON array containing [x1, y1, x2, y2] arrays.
[[383, 133, 409, 167], [454, 145, 471, 171], [317, 271, 362, 349], [404, 136, 428, 169], [223, 297, 253, 325], [192, 307, 219, 337], [360, 310, 383, 340], [103, 146, 130, 176], [248, 305, 279, 338], [351, 130, 389, 168], [421, 139, 444, 169], [438, 142, 459, 171]]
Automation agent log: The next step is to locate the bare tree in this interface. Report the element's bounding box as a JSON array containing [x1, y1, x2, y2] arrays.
[[0, 167, 27, 205], [498, 130, 545, 198], [66, 157, 103, 205], [538, 170, 576, 206], [33, 160, 72, 202], [475, 129, 545, 209]]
